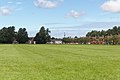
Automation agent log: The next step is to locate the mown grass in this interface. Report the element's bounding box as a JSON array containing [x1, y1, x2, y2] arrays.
[[0, 44, 120, 80]]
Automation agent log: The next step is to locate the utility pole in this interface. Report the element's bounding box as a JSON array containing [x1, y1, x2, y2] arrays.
[[64, 32, 66, 38]]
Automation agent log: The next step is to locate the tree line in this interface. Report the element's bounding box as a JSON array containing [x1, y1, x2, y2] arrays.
[[0, 25, 120, 44], [62, 26, 120, 45], [85, 26, 120, 45], [0, 26, 51, 44], [86, 26, 120, 37], [0, 26, 29, 44], [62, 37, 89, 44]]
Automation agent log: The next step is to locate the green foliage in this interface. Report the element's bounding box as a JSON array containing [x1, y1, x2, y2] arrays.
[[34, 26, 51, 44], [86, 26, 120, 45], [0, 26, 15, 43], [86, 26, 120, 37], [112, 35, 120, 45], [62, 37, 72, 43], [16, 28, 29, 43], [0, 26, 51, 44], [62, 37, 90, 44], [78, 37, 90, 44]]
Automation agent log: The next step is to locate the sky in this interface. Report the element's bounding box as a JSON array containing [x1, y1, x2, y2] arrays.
[[0, 0, 120, 38]]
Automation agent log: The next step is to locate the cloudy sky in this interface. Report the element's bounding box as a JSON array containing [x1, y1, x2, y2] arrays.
[[0, 0, 120, 38]]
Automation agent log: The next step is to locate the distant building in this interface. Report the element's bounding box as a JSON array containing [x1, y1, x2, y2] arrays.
[[28, 37, 63, 44], [48, 39, 62, 44], [28, 37, 35, 44], [13, 40, 19, 44]]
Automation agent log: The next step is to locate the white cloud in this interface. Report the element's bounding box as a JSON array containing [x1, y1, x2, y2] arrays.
[[0, 7, 13, 16], [101, 0, 120, 13], [34, 0, 63, 9], [66, 10, 84, 19], [16, 2, 22, 5], [8, 2, 13, 4]]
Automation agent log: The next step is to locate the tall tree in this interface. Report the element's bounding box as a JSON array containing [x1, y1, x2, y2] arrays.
[[46, 28, 51, 42], [112, 26, 117, 35], [101, 30, 106, 37], [34, 26, 51, 44], [16, 28, 28, 43], [0, 26, 15, 44]]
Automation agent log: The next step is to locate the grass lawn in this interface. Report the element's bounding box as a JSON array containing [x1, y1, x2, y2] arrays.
[[0, 44, 120, 80]]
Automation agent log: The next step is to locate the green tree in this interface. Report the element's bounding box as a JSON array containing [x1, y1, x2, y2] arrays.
[[78, 37, 89, 44], [0, 26, 15, 44], [118, 26, 120, 34], [34, 26, 51, 44], [16, 28, 28, 43], [112, 26, 118, 35], [46, 28, 51, 42], [86, 32, 91, 37], [106, 29, 112, 36], [100, 30, 106, 37], [112, 35, 120, 45]]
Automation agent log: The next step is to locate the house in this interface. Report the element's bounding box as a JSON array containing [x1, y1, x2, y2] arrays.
[[28, 37, 35, 44], [48, 39, 62, 44], [28, 37, 63, 44], [13, 40, 19, 44]]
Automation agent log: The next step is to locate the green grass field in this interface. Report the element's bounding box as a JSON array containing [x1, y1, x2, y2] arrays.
[[0, 44, 120, 80]]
